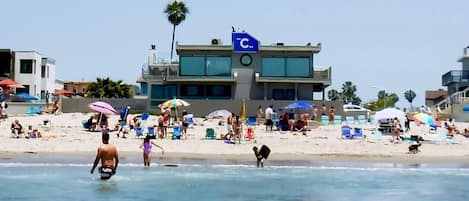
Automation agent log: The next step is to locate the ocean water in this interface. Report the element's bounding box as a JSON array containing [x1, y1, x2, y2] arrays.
[[1, 161, 469, 201]]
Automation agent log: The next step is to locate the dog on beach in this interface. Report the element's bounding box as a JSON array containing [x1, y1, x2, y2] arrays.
[[407, 142, 422, 154]]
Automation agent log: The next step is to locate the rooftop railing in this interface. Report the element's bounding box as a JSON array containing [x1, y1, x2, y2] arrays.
[[442, 70, 469, 86]]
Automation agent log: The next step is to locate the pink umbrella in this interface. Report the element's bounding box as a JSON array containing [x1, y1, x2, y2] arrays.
[[88, 101, 116, 115]]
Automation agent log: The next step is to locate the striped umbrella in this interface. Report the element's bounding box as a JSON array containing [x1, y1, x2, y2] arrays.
[[160, 98, 190, 108]]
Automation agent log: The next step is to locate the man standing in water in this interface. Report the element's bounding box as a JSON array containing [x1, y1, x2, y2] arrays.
[[90, 131, 119, 180]]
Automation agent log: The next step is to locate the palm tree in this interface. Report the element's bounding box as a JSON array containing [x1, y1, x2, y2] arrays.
[[86, 77, 132, 98], [327, 89, 341, 101], [164, 1, 189, 62], [404, 89, 416, 110], [341, 81, 357, 104]]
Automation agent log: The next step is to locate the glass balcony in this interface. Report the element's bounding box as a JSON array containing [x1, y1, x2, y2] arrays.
[[442, 70, 469, 86]]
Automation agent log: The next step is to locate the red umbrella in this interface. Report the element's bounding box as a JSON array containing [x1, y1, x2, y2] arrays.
[[53, 89, 73, 96], [0, 79, 19, 86], [7, 84, 25, 88]]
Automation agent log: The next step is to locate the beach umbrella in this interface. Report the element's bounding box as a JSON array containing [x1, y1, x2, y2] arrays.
[[88, 101, 116, 115], [0, 79, 19, 86], [160, 98, 190, 108], [373, 108, 406, 126], [7, 83, 25, 88], [413, 113, 441, 127], [285, 101, 312, 114], [207, 109, 232, 119], [15, 93, 38, 101]]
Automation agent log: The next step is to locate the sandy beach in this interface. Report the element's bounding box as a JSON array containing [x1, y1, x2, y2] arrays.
[[1, 113, 469, 164]]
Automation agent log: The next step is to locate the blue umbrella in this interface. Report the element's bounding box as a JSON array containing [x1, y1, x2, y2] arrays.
[[285, 101, 312, 114], [16, 93, 38, 101]]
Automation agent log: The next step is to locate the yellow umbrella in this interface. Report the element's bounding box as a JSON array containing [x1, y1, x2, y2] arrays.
[[240, 99, 247, 122]]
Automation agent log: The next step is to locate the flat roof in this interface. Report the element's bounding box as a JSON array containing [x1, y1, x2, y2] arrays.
[[176, 44, 321, 54]]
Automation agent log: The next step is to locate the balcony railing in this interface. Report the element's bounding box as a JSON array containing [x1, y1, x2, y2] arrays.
[[442, 70, 469, 86], [142, 64, 331, 83]]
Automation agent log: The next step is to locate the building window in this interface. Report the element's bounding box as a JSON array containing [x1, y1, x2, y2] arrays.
[[180, 56, 205, 75], [261, 57, 310, 77], [206, 85, 231, 99], [262, 58, 284, 77], [206, 57, 231, 76], [150, 85, 176, 99], [140, 83, 148, 95], [20, 60, 33, 74], [286, 58, 310, 77], [272, 89, 295, 100], [181, 85, 204, 98], [180, 56, 231, 76], [16, 85, 30, 94], [41, 65, 46, 78]]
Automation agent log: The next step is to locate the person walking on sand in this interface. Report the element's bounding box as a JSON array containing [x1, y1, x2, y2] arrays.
[[265, 105, 273, 132], [90, 131, 119, 180], [257, 106, 263, 125], [140, 135, 164, 167]]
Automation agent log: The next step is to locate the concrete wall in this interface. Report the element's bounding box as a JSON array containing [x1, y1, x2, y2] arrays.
[[61, 98, 148, 113]]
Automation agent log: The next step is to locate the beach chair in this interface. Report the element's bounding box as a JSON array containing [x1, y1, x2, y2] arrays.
[[353, 127, 364, 138], [357, 115, 366, 125], [205, 128, 216, 139], [135, 127, 144, 138], [172, 126, 182, 140], [333, 115, 342, 125], [346, 116, 355, 125], [247, 116, 257, 126], [147, 127, 156, 139], [185, 114, 195, 127], [341, 126, 352, 139], [25, 106, 36, 115], [372, 129, 383, 139], [321, 115, 329, 125], [246, 127, 254, 140]]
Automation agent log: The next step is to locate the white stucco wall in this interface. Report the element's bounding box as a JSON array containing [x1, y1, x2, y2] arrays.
[[14, 51, 56, 97]]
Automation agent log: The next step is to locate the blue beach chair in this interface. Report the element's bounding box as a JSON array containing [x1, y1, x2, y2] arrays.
[[25, 106, 36, 115], [247, 116, 257, 126], [205, 128, 216, 139], [147, 127, 156, 139], [172, 126, 182, 140], [321, 115, 329, 125], [135, 127, 144, 138], [341, 126, 352, 139]]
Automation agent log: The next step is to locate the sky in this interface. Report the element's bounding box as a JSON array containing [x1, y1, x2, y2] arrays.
[[1, 0, 469, 108]]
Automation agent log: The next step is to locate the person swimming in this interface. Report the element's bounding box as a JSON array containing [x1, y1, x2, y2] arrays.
[[140, 135, 164, 167]]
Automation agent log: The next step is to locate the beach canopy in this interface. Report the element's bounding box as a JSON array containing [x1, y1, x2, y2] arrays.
[[88, 101, 116, 115], [373, 108, 406, 125], [207, 109, 232, 119]]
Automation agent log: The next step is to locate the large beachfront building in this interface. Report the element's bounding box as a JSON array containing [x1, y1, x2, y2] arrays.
[[442, 47, 469, 95], [139, 32, 332, 112], [0, 49, 56, 98]]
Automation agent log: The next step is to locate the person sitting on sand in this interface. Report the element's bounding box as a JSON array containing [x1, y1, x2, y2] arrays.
[[10, 119, 23, 138], [140, 135, 164, 167], [31, 129, 42, 138]]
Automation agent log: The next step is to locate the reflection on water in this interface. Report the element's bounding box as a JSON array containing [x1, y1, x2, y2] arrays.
[[97, 180, 118, 193]]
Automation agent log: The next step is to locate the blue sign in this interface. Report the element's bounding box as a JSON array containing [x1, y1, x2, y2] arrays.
[[232, 32, 259, 53]]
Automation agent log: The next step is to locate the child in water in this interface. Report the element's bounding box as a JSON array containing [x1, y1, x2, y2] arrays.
[[252, 146, 264, 168], [140, 135, 164, 167]]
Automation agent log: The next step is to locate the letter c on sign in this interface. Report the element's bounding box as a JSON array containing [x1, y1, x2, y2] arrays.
[[240, 38, 249, 49]]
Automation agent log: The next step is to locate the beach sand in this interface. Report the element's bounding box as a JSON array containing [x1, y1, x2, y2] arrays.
[[1, 113, 469, 164]]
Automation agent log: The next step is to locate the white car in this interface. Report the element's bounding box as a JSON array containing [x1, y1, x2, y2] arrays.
[[343, 104, 370, 112]]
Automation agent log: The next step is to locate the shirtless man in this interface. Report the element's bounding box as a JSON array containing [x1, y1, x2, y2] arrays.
[[90, 132, 119, 180]]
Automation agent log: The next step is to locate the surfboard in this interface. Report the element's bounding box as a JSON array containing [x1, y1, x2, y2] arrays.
[[259, 145, 271, 159], [163, 164, 179, 167]]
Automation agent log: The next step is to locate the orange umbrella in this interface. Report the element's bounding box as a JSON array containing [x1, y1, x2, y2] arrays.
[[0, 79, 19, 86], [7, 83, 25, 88]]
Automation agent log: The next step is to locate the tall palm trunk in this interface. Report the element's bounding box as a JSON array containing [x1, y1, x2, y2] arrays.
[[170, 24, 176, 62]]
